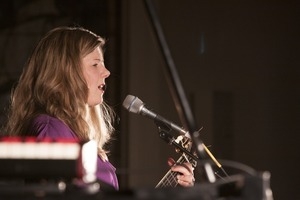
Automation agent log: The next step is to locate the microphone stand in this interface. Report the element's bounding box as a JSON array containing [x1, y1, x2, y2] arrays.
[[143, 0, 216, 183]]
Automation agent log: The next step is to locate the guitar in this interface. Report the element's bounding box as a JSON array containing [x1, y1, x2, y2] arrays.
[[155, 135, 197, 188]]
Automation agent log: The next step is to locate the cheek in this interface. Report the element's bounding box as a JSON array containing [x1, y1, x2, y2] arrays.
[[83, 70, 89, 85], [83, 72, 95, 88]]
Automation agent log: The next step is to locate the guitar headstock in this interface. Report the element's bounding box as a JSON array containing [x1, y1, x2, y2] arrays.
[[174, 135, 197, 167], [174, 135, 192, 152]]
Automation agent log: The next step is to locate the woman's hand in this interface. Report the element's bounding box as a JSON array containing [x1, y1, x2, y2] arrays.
[[168, 157, 195, 187]]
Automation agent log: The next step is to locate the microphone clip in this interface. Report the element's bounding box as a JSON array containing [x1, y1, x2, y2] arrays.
[[156, 125, 198, 162]]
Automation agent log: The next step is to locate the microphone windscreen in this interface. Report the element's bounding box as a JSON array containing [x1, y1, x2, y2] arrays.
[[122, 95, 144, 114]]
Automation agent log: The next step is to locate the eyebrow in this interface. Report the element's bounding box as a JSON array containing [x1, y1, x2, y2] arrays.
[[93, 58, 104, 62]]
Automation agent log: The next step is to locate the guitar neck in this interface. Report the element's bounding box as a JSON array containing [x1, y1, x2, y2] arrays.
[[155, 165, 179, 188], [155, 154, 196, 188]]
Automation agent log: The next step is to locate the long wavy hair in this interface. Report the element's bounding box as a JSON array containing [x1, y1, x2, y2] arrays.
[[5, 26, 115, 159]]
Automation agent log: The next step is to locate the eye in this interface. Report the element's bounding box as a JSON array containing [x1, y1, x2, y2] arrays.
[[93, 63, 98, 67]]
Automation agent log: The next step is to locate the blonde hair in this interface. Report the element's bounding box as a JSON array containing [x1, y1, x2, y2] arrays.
[[5, 26, 114, 159]]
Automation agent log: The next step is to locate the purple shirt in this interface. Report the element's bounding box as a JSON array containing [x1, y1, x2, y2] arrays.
[[29, 114, 119, 190]]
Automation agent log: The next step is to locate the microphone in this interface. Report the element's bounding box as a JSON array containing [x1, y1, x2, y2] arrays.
[[122, 94, 190, 138]]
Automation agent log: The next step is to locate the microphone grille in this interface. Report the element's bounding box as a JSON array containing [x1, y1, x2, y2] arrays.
[[122, 95, 144, 114]]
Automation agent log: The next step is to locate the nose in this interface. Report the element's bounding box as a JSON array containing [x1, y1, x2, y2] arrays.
[[102, 67, 110, 78]]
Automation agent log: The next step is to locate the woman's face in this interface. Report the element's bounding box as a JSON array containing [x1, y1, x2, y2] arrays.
[[82, 47, 110, 106]]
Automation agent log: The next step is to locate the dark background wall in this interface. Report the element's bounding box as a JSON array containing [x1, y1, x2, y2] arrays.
[[0, 0, 299, 199]]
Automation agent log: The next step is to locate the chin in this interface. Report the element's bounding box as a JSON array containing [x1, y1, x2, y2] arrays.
[[87, 99, 103, 106]]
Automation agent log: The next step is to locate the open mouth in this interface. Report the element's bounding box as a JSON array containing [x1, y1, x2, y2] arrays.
[[98, 84, 106, 91]]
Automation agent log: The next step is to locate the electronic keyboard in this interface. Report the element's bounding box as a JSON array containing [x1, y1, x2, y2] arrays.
[[0, 137, 98, 183]]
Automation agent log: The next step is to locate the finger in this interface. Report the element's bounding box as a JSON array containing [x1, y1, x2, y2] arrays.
[[171, 163, 194, 175], [167, 157, 176, 167], [181, 162, 194, 174], [177, 174, 194, 182], [177, 175, 195, 187], [178, 179, 194, 187]]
